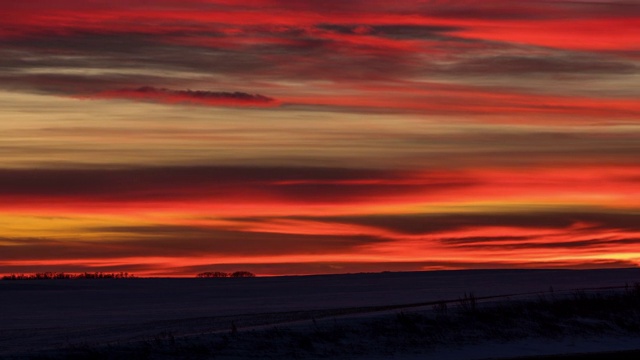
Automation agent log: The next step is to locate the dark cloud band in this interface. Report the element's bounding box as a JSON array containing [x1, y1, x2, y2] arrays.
[[88, 86, 277, 107]]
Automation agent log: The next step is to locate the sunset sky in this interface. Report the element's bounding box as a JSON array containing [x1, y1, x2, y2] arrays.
[[1, 0, 639, 276]]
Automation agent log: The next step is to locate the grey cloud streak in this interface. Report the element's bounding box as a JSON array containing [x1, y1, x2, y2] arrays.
[[88, 86, 277, 106], [0, 166, 476, 203], [292, 211, 640, 235], [447, 54, 638, 75], [0, 226, 387, 261], [442, 237, 640, 251]]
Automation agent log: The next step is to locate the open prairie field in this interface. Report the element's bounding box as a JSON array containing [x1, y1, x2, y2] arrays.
[[2, 268, 640, 359]]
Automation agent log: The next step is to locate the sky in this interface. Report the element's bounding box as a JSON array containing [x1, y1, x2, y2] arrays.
[[0, 0, 639, 277]]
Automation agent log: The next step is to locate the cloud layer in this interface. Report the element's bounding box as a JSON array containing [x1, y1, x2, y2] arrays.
[[0, 1, 638, 275], [1, 0, 638, 115]]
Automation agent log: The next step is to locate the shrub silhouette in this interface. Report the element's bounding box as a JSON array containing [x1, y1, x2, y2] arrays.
[[231, 271, 256, 278], [196, 272, 230, 278], [196, 271, 256, 278], [1, 272, 134, 280]]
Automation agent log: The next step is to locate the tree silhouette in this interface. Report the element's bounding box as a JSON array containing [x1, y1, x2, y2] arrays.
[[231, 271, 256, 278]]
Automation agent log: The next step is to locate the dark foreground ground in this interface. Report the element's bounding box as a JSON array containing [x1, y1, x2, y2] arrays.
[[501, 349, 640, 360], [2, 268, 640, 359]]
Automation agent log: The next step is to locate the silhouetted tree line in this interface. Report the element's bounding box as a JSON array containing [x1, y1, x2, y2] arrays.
[[196, 271, 256, 278], [1, 272, 135, 280]]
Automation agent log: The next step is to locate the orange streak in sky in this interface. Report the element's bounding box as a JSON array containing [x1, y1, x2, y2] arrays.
[[0, 165, 637, 215]]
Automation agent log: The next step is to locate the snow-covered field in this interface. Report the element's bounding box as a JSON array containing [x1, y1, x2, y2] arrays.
[[2, 268, 640, 359]]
